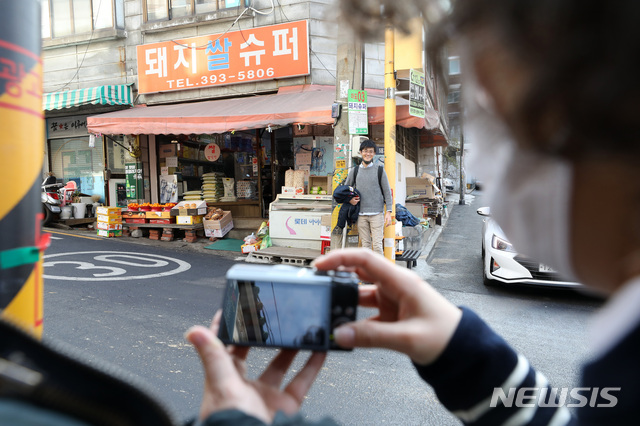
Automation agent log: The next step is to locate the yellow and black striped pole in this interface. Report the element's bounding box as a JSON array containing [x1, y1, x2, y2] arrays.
[[0, 0, 46, 337]]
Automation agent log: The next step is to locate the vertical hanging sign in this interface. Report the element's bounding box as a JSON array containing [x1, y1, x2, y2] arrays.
[[409, 69, 426, 118], [347, 89, 368, 135], [125, 162, 143, 200]]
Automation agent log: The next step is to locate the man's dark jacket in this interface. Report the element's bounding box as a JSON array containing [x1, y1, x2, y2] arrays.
[[332, 185, 361, 229]]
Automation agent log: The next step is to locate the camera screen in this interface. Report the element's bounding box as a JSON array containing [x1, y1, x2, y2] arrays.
[[219, 279, 331, 350]]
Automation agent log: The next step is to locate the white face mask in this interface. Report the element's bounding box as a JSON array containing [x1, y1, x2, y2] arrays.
[[465, 72, 578, 281]]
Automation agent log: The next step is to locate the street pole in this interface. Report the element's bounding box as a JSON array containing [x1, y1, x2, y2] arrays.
[[459, 132, 466, 205], [383, 26, 397, 261], [0, 0, 46, 337], [331, 24, 362, 252]]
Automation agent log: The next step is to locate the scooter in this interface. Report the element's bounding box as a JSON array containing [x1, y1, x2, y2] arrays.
[[41, 176, 63, 226]]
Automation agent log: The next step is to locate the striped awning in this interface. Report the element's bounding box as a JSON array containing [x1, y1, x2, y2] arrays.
[[43, 85, 133, 111]]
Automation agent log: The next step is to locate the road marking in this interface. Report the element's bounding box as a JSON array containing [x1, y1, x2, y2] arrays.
[[45, 230, 102, 241], [43, 251, 191, 281]]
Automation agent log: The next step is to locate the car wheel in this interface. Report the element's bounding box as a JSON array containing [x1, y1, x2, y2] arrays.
[[42, 205, 53, 227]]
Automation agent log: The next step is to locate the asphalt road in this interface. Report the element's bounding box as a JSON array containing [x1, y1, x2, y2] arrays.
[[41, 197, 603, 425]]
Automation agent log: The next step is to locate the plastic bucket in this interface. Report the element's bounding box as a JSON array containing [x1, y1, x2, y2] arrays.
[[72, 203, 86, 219]]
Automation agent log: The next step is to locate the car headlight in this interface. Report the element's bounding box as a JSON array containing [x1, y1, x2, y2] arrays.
[[491, 235, 516, 252]]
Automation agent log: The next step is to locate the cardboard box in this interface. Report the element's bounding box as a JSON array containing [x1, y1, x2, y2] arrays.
[[170, 200, 207, 216], [307, 175, 330, 194], [124, 218, 148, 224], [145, 211, 172, 219], [205, 221, 234, 238], [97, 222, 123, 231], [97, 214, 123, 224], [203, 211, 234, 238], [149, 218, 176, 225], [406, 177, 436, 199], [405, 203, 426, 218], [159, 144, 177, 158], [122, 211, 147, 219], [97, 229, 122, 238], [177, 215, 203, 225], [241, 242, 261, 253], [281, 186, 296, 194], [320, 213, 331, 240], [96, 206, 121, 215]]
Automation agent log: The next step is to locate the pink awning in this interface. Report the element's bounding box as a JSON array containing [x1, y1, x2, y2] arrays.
[[87, 84, 440, 135]]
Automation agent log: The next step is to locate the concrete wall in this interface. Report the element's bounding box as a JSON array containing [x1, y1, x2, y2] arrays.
[[42, 0, 386, 104]]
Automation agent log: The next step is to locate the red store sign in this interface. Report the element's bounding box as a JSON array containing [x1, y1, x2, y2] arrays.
[[136, 20, 309, 94]]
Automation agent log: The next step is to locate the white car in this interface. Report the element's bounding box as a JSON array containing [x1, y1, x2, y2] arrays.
[[477, 207, 581, 288]]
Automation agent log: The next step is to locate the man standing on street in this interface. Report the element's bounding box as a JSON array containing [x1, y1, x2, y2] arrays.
[[344, 139, 393, 255]]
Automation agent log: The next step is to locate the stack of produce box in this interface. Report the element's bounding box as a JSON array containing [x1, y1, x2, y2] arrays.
[[145, 204, 176, 225], [96, 206, 122, 237], [123, 204, 148, 224], [201, 172, 224, 204], [171, 201, 207, 225]]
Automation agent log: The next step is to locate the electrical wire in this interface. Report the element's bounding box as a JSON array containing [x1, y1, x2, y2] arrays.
[[49, 0, 104, 92], [275, 0, 336, 80], [169, 0, 274, 50]]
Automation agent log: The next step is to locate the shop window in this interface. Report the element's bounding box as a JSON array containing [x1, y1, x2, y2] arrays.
[[448, 90, 461, 104], [106, 135, 129, 175], [42, 0, 123, 39], [144, 0, 249, 22], [448, 56, 461, 75], [49, 137, 106, 202]]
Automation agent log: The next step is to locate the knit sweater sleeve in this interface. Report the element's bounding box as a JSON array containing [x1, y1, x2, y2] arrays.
[[344, 167, 355, 187], [379, 167, 393, 212], [414, 307, 573, 425]]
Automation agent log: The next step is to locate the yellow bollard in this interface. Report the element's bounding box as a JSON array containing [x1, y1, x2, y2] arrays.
[[0, 0, 45, 337]]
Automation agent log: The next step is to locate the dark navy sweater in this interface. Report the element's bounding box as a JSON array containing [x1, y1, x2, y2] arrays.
[[202, 307, 639, 425]]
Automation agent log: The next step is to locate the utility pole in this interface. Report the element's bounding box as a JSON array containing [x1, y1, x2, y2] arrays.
[[458, 132, 465, 205], [383, 26, 397, 261], [0, 0, 46, 337], [330, 23, 362, 251]]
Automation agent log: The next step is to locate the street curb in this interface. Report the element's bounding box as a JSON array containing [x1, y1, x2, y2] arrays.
[[418, 196, 457, 262]]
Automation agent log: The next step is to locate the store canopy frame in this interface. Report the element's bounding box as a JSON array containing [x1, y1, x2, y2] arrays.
[[86, 85, 440, 135], [43, 84, 134, 111]]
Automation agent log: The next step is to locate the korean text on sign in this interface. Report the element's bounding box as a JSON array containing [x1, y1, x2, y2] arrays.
[[137, 20, 310, 94]]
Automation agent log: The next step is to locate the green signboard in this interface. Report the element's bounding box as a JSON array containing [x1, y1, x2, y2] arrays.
[[409, 69, 426, 118], [347, 89, 368, 135], [125, 162, 143, 200]]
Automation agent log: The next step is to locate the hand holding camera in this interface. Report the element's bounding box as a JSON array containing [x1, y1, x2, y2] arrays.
[[313, 248, 462, 366], [185, 310, 326, 424]]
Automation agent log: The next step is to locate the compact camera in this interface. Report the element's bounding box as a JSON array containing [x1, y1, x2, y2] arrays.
[[218, 264, 359, 351]]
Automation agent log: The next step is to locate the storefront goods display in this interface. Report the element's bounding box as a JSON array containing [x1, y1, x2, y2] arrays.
[[148, 218, 176, 225], [201, 172, 224, 203], [236, 180, 256, 199], [203, 209, 234, 238], [177, 215, 203, 225], [293, 170, 305, 189], [97, 222, 123, 231], [285, 169, 294, 187], [97, 229, 123, 238], [221, 178, 237, 202], [97, 207, 122, 237], [170, 200, 207, 216], [183, 190, 203, 201], [145, 211, 172, 219]]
